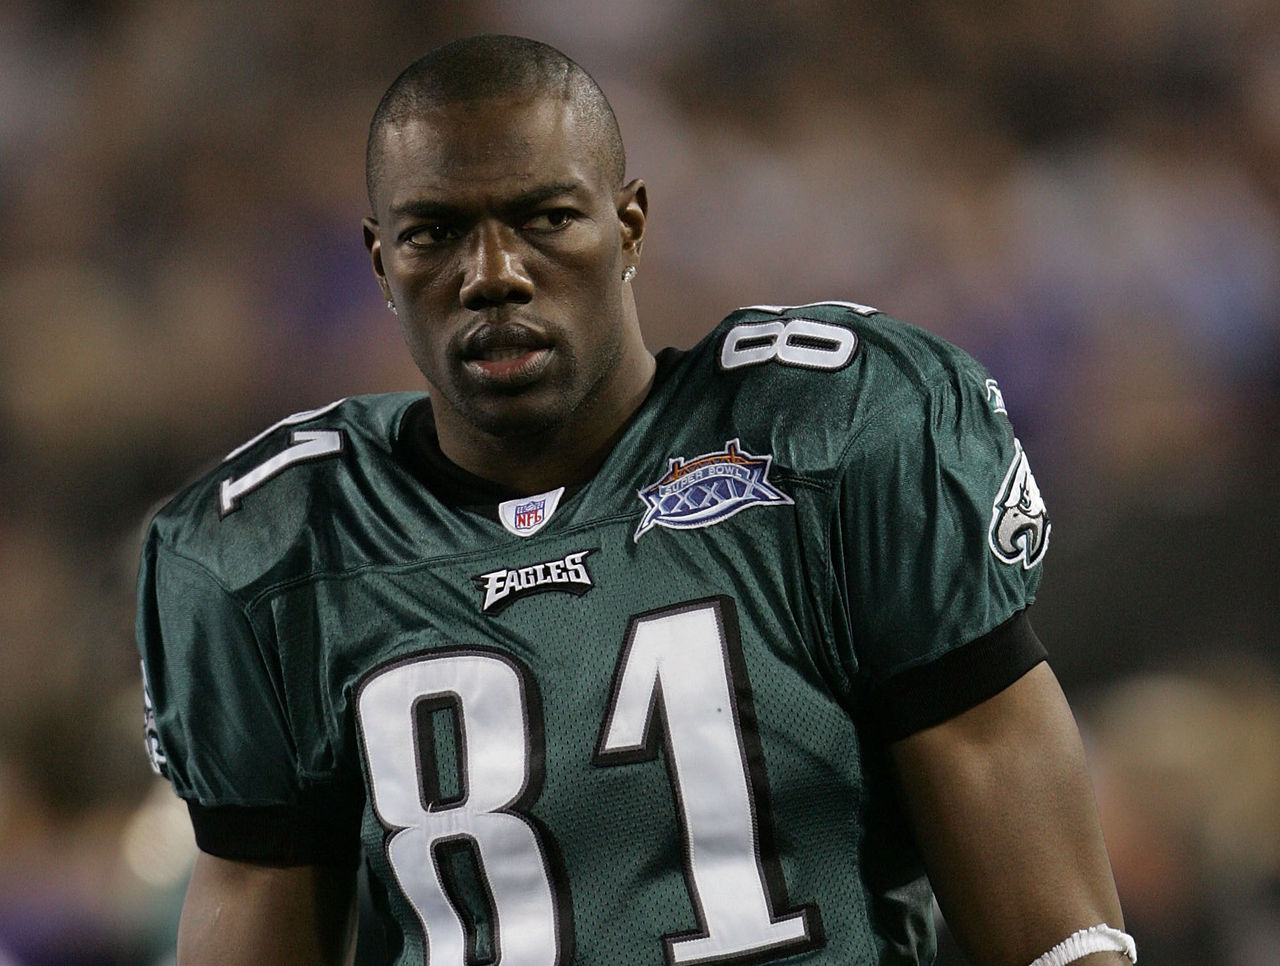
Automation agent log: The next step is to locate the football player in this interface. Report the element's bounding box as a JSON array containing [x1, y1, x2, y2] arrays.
[[138, 35, 1133, 966]]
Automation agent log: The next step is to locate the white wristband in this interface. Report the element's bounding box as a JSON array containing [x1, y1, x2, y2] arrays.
[[1027, 924, 1137, 966]]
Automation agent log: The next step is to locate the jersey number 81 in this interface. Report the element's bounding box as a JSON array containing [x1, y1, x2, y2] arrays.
[[356, 597, 822, 966]]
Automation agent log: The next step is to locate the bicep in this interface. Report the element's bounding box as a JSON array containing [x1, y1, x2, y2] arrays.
[[890, 662, 1125, 966], [178, 851, 357, 966]]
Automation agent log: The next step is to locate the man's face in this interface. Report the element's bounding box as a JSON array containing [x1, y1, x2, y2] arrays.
[[364, 95, 646, 445]]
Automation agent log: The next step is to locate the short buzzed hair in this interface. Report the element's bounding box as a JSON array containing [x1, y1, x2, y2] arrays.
[[366, 35, 626, 209]]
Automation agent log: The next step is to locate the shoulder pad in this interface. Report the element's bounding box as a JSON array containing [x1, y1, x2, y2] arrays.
[[145, 393, 420, 594], [671, 301, 1006, 480]]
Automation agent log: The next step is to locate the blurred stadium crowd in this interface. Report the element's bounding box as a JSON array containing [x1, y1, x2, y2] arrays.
[[1, 1, 1277, 964]]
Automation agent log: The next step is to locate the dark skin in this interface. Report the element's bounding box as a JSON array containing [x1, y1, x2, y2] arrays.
[[177, 92, 1128, 965], [178, 859, 356, 965], [891, 664, 1128, 966], [363, 93, 653, 495]]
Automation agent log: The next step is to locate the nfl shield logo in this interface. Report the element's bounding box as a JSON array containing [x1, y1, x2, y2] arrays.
[[514, 499, 545, 531], [498, 486, 565, 538]]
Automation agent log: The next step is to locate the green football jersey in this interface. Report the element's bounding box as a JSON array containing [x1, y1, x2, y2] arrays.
[[137, 302, 1049, 966]]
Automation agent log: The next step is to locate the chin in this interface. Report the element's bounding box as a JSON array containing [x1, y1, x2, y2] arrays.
[[464, 394, 572, 442]]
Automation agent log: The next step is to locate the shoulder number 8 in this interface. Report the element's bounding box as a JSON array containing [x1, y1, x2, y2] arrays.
[[720, 319, 857, 371]]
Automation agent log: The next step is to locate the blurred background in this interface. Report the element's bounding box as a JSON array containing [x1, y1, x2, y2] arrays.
[[1, 1, 1277, 964]]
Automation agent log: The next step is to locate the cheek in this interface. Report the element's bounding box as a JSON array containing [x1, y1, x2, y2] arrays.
[[560, 243, 624, 314], [398, 321, 445, 375], [552, 221, 622, 280], [387, 246, 455, 302]]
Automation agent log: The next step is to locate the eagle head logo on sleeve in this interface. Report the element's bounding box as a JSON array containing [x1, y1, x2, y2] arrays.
[[988, 439, 1050, 569], [140, 662, 169, 778]]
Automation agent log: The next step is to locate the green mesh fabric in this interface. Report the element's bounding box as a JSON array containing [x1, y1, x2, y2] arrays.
[[139, 303, 1044, 964]]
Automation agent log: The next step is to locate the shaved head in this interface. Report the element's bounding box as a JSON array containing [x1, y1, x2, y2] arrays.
[[366, 35, 626, 209]]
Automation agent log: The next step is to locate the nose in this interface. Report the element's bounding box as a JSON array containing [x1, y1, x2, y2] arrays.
[[458, 222, 534, 310]]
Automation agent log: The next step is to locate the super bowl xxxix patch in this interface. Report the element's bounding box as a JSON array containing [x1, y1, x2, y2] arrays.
[[634, 439, 793, 541]]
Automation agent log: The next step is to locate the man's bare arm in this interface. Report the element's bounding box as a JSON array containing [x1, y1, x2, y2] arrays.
[[891, 662, 1130, 966], [178, 851, 358, 966]]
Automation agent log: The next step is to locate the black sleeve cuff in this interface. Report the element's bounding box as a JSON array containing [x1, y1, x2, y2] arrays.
[[870, 609, 1047, 743], [187, 792, 364, 868]]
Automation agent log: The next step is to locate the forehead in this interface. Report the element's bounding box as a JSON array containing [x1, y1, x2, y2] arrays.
[[375, 96, 602, 211]]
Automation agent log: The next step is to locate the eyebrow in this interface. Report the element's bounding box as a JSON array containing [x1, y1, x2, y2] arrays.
[[389, 181, 585, 221]]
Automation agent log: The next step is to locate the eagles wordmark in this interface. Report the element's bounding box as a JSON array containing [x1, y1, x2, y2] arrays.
[[473, 549, 596, 613]]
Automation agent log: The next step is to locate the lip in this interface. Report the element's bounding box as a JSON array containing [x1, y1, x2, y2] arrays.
[[463, 346, 553, 385], [458, 322, 555, 387]]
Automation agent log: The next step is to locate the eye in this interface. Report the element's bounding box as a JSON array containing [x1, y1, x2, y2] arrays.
[[405, 223, 461, 247], [523, 208, 575, 232]]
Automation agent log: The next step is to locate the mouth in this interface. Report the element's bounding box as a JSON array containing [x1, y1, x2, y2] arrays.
[[459, 323, 555, 386]]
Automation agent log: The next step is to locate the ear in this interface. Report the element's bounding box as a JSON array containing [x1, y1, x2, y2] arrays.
[[616, 179, 647, 259], [362, 216, 391, 299]]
